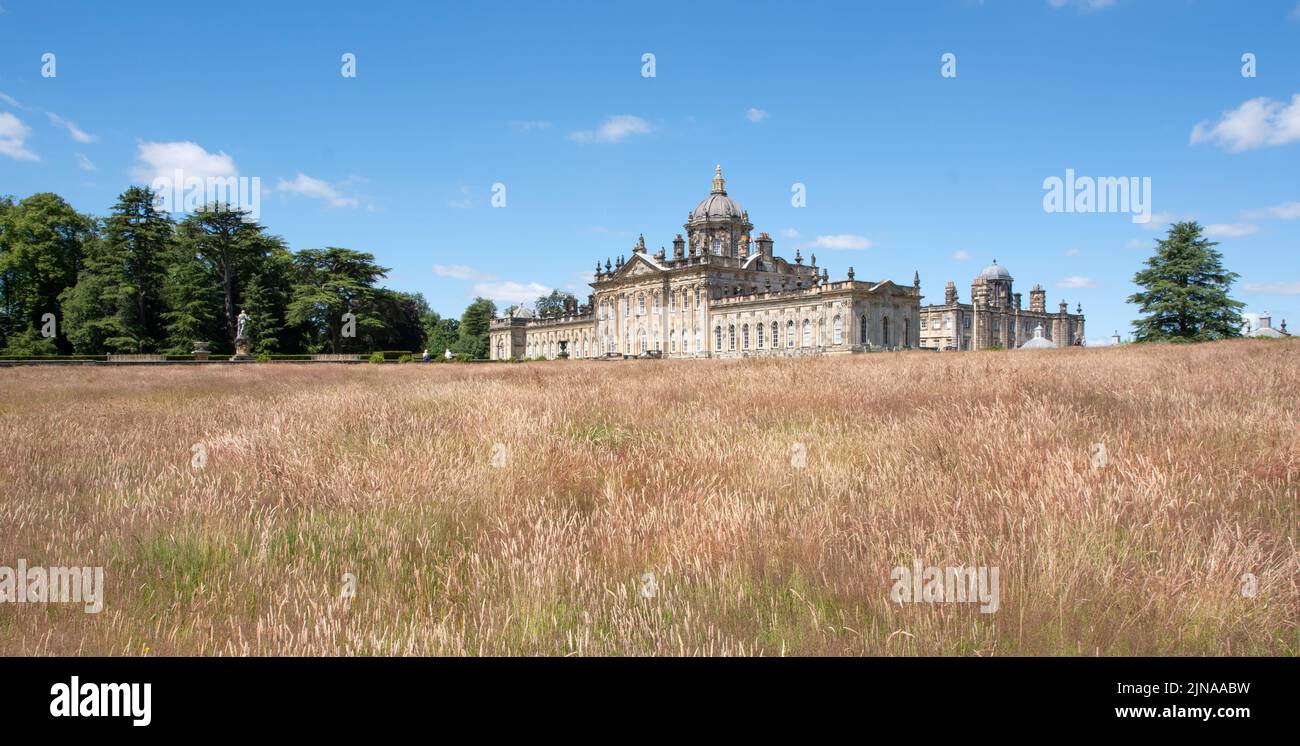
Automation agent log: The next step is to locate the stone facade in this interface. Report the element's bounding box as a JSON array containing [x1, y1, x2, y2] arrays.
[[919, 261, 1085, 350], [490, 166, 921, 360]]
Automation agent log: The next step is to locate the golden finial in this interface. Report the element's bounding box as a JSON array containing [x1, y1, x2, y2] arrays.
[[712, 164, 726, 194]]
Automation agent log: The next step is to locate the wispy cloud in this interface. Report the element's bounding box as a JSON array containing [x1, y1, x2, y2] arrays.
[[1242, 281, 1300, 295], [75, 152, 95, 171], [951, 250, 971, 261], [434, 264, 496, 281], [1204, 222, 1257, 238], [510, 120, 552, 133], [275, 173, 359, 208], [746, 108, 769, 123], [473, 280, 551, 305], [46, 112, 96, 143], [1047, 0, 1117, 12], [1139, 211, 1179, 230], [1056, 275, 1095, 289], [0, 112, 38, 161], [448, 185, 474, 209], [1243, 201, 1300, 220], [801, 234, 874, 251], [780, 228, 800, 239], [1125, 238, 1147, 249], [568, 115, 653, 144], [1190, 94, 1300, 152]]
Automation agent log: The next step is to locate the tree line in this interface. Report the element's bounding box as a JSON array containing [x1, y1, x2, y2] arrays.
[[0, 188, 497, 357]]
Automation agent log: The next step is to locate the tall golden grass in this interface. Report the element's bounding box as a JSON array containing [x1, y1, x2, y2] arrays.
[[0, 339, 1296, 656]]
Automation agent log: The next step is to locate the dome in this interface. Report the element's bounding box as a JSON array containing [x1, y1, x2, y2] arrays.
[[1019, 324, 1055, 350], [689, 165, 745, 222], [977, 260, 1012, 282], [1248, 326, 1285, 338]]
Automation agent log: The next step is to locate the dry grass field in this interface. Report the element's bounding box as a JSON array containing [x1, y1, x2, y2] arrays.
[[1, 339, 1297, 656]]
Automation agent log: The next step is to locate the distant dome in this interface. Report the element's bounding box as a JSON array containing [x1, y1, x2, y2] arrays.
[[689, 165, 746, 222], [510, 307, 535, 319], [977, 260, 1012, 282], [1019, 324, 1055, 350], [1248, 326, 1285, 338]]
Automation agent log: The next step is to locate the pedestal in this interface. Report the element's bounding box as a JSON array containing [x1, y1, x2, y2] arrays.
[[230, 335, 253, 362]]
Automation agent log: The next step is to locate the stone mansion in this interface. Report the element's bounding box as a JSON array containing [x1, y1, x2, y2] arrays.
[[919, 261, 1085, 350], [490, 166, 923, 360]]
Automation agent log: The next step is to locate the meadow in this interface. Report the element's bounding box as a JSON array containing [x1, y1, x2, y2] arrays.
[[0, 339, 1296, 656]]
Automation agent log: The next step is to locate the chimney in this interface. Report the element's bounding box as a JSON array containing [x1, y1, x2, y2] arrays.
[[755, 232, 774, 260], [1013, 292, 1022, 310], [1029, 285, 1046, 313], [673, 234, 685, 260], [945, 281, 958, 305], [1260, 312, 1272, 330]]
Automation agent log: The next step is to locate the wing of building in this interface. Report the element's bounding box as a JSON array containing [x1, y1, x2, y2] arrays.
[[919, 261, 1086, 350], [490, 166, 922, 360]]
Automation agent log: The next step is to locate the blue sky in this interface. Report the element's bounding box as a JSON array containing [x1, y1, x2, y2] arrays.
[[2, 0, 1299, 343]]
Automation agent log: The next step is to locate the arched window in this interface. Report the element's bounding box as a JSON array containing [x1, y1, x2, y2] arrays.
[[756, 322, 765, 349], [711, 238, 722, 255], [882, 317, 891, 347], [771, 321, 779, 348], [715, 325, 722, 351], [802, 319, 811, 348], [742, 324, 750, 349], [639, 330, 647, 354], [496, 339, 503, 359], [833, 315, 843, 345], [786, 320, 795, 348], [728, 324, 736, 350], [904, 318, 911, 347], [860, 314, 868, 345]]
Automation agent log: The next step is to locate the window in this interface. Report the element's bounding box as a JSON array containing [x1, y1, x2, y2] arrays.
[[833, 316, 842, 345], [669, 292, 675, 312], [860, 314, 868, 344], [623, 296, 629, 316], [742, 324, 750, 350], [670, 330, 676, 352], [945, 317, 952, 330], [904, 318, 910, 347], [694, 328, 700, 352], [882, 317, 890, 346], [771, 321, 779, 348], [711, 238, 722, 255], [496, 339, 503, 359], [728, 324, 736, 350], [757, 322, 765, 348], [638, 294, 646, 315], [802, 319, 811, 347], [695, 289, 701, 309], [639, 330, 647, 354], [715, 325, 722, 350], [787, 320, 795, 348]]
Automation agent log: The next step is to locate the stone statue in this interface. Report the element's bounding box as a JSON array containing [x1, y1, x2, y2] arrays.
[[236, 309, 249, 339], [444, 348, 453, 360], [231, 309, 253, 362]]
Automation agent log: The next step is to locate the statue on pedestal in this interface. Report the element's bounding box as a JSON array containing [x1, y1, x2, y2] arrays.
[[232, 309, 253, 361]]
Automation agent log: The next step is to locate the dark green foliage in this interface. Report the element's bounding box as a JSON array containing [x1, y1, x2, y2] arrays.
[[0, 193, 96, 353], [453, 297, 496, 359], [1129, 222, 1245, 343]]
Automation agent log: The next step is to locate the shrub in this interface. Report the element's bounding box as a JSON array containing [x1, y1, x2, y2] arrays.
[[397, 354, 412, 364], [368, 352, 385, 364], [255, 353, 272, 363]]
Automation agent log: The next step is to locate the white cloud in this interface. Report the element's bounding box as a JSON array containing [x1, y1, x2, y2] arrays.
[[75, 152, 95, 171], [434, 264, 496, 281], [1190, 94, 1300, 152], [275, 173, 359, 208], [1242, 281, 1300, 295], [1048, 0, 1116, 11], [780, 228, 801, 239], [801, 234, 874, 251], [0, 91, 28, 110], [46, 112, 96, 143], [1139, 211, 1178, 230], [0, 112, 38, 161], [568, 115, 653, 144], [1056, 275, 1095, 289], [1243, 201, 1300, 220], [132, 141, 237, 183], [1124, 238, 1147, 249], [1203, 222, 1258, 238], [746, 108, 769, 123], [473, 280, 551, 305], [951, 250, 971, 261]]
